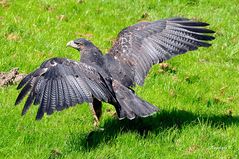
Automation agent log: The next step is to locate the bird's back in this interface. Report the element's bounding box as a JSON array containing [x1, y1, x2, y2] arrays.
[[103, 54, 135, 87]]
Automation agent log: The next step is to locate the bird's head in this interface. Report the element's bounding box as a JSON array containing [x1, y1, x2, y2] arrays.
[[66, 38, 93, 51]]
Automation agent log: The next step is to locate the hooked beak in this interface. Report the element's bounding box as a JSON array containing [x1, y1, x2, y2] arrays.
[[66, 40, 79, 49]]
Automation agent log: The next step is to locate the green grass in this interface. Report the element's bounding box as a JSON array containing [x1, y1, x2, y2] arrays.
[[0, 0, 239, 158]]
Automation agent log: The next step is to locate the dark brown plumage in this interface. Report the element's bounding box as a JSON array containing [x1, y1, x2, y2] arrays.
[[15, 17, 215, 125]]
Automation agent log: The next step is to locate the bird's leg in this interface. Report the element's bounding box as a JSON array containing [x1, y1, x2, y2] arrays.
[[89, 99, 102, 128], [89, 103, 99, 127]]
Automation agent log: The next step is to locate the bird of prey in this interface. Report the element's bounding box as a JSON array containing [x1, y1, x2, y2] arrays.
[[15, 17, 215, 126]]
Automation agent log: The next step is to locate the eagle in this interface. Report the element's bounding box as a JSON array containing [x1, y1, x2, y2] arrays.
[[15, 17, 215, 126]]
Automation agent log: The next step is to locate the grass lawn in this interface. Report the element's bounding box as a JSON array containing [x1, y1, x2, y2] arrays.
[[0, 0, 239, 158]]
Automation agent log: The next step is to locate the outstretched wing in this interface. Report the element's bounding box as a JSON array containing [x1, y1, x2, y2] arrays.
[[108, 17, 215, 85], [15, 58, 113, 119]]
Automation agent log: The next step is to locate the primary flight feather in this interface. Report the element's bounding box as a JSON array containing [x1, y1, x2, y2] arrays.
[[15, 17, 215, 125]]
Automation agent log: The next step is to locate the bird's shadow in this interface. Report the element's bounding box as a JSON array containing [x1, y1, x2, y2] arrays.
[[66, 109, 239, 152]]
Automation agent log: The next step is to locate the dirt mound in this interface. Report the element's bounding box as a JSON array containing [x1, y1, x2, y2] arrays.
[[0, 68, 25, 87]]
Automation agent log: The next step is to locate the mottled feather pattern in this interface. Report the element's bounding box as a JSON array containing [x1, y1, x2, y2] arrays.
[[109, 17, 215, 86]]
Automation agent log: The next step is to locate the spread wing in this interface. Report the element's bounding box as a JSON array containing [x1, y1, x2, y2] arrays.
[[108, 17, 215, 85], [15, 58, 113, 120]]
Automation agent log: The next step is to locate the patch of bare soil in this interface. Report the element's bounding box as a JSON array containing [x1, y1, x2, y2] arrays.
[[6, 33, 21, 41], [0, 68, 25, 87], [0, 0, 9, 8], [57, 15, 68, 21], [158, 63, 177, 74]]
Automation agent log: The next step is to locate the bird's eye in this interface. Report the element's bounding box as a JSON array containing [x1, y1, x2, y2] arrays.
[[74, 41, 82, 45]]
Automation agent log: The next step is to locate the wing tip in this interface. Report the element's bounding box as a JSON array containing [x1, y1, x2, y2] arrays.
[[21, 110, 27, 116], [36, 109, 44, 120]]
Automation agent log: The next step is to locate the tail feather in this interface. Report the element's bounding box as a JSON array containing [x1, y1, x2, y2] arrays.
[[112, 80, 159, 120]]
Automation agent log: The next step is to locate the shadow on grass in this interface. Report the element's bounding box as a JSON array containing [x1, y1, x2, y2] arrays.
[[66, 109, 239, 152]]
